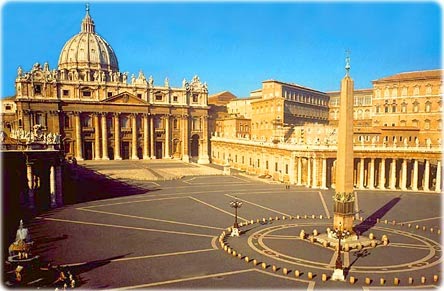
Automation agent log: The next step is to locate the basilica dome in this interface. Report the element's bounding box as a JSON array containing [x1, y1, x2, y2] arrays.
[[58, 7, 119, 72]]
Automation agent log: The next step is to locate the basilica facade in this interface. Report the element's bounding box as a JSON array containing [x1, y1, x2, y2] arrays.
[[9, 7, 210, 164]]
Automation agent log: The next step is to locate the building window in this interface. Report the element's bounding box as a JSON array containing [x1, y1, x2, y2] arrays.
[[266, 160, 269, 170], [154, 116, 162, 129], [424, 119, 430, 130], [35, 113, 46, 126], [63, 90, 69, 96], [401, 102, 407, 113], [425, 101, 431, 113], [412, 119, 419, 127], [108, 92, 112, 98], [384, 106, 389, 113], [375, 105, 380, 113], [438, 119, 442, 130], [5, 105, 11, 110], [285, 164, 288, 174], [401, 87, 408, 96], [173, 118, 179, 130], [192, 117, 201, 131], [413, 86, 420, 96], [64, 115, 70, 128], [155, 94, 163, 101], [137, 93, 142, 99], [392, 104, 397, 113], [173, 96, 178, 102], [400, 120, 406, 127], [192, 94, 199, 103], [82, 115, 92, 127], [275, 162, 278, 172], [82, 91, 91, 97], [34, 84, 42, 94], [413, 101, 419, 113]]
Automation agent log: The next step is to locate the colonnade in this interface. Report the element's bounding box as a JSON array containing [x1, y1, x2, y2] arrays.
[[72, 112, 208, 162]]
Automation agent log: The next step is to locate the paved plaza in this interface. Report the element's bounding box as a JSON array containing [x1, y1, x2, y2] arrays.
[[24, 160, 441, 289]]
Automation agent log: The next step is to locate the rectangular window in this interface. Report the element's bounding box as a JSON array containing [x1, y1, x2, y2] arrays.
[[82, 91, 91, 97], [192, 94, 199, 103], [5, 105, 11, 110], [275, 162, 278, 171], [108, 92, 113, 97], [173, 96, 178, 102], [285, 164, 289, 174], [137, 93, 142, 99], [64, 115, 70, 128], [155, 94, 163, 101], [266, 161, 269, 170], [63, 90, 69, 96], [34, 84, 42, 94]]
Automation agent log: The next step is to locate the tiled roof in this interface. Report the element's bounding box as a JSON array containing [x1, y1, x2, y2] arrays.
[[373, 69, 443, 83]]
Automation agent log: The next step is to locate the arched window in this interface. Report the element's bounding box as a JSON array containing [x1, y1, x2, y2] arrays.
[[413, 101, 419, 113], [424, 119, 430, 130], [426, 85, 432, 95], [384, 88, 390, 97], [425, 101, 431, 113], [391, 88, 398, 97], [413, 86, 420, 96], [412, 119, 419, 127], [401, 87, 408, 96], [401, 102, 407, 113], [400, 120, 406, 127]]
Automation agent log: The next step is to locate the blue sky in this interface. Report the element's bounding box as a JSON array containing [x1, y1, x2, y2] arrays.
[[1, 1, 442, 98]]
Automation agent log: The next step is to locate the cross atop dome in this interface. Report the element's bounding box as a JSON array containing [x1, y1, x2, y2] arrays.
[[81, 3, 95, 33]]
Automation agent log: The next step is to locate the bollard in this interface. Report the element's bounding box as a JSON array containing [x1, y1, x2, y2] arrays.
[[376, 218, 380, 223], [322, 274, 327, 282], [422, 226, 426, 231], [371, 240, 376, 248], [256, 218, 260, 223], [434, 275, 439, 282], [380, 278, 385, 285], [369, 233, 374, 240], [261, 262, 267, 269], [304, 215, 307, 219], [269, 217, 273, 221], [296, 215, 300, 219], [313, 229, 318, 236], [224, 245, 228, 251], [262, 218, 266, 223], [421, 276, 426, 284], [294, 270, 300, 278], [283, 268, 288, 275], [394, 278, 400, 285], [384, 219, 388, 224], [360, 216, 363, 221], [438, 230, 441, 235], [300, 230, 305, 239], [312, 214, 315, 219], [227, 248, 231, 254], [365, 277, 371, 285], [282, 215, 286, 220], [320, 215, 323, 219], [308, 272, 313, 280], [408, 277, 413, 284], [431, 228, 434, 233], [275, 216, 279, 221], [382, 234, 387, 241], [272, 265, 277, 272], [357, 243, 363, 250], [349, 276, 355, 284], [416, 225, 419, 229], [323, 241, 329, 248], [383, 240, 388, 246], [245, 256, 249, 262], [253, 259, 258, 266], [237, 253, 242, 259], [310, 237, 315, 243], [392, 220, 396, 225], [232, 250, 237, 256], [408, 223, 411, 228], [250, 220, 254, 224]]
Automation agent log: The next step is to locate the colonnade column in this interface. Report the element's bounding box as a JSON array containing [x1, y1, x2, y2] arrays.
[[289, 154, 295, 185], [114, 113, 122, 160], [74, 113, 83, 161], [198, 115, 210, 164], [312, 158, 318, 188], [150, 114, 155, 158], [50, 165, 57, 208], [401, 159, 408, 190], [321, 158, 327, 189], [143, 114, 149, 159], [435, 160, 441, 192], [359, 158, 365, 189], [55, 165, 63, 206], [389, 159, 397, 190], [182, 115, 190, 162], [423, 160, 430, 191], [412, 159, 419, 191], [165, 114, 171, 158], [307, 158, 311, 187], [368, 158, 375, 189], [94, 113, 101, 160], [101, 114, 109, 160], [379, 158, 386, 189], [297, 157, 302, 185], [26, 163, 35, 209], [131, 114, 139, 160]]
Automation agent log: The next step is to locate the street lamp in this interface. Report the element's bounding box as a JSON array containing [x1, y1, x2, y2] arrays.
[[230, 197, 243, 237], [331, 221, 349, 281]]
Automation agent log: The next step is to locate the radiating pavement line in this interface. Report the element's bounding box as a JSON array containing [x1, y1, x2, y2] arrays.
[[78, 207, 224, 230], [63, 248, 216, 266], [225, 194, 292, 217], [388, 243, 430, 250], [318, 191, 331, 218], [329, 252, 338, 267], [79, 196, 189, 209], [111, 269, 254, 290], [35, 216, 215, 238], [400, 216, 442, 224], [253, 268, 311, 284], [344, 252, 350, 268], [189, 196, 249, 222]]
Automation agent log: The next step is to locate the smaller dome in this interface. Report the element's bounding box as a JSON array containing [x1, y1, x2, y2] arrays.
[[57, 6, 119, 72]]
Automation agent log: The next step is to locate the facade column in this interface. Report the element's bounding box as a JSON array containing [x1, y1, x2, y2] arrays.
[[131, 114, 139, 160], [297, 157, 302, 185], [74, 113, 83, 161], [423, 160, 430, 191], [182, 114, 190, 162], [401, 159, 408, 190], [321, 158, 327, 189], [101, 114, 109, 160], [359, 158, 365, 189], [150, 114, 155, 158], [165, 114, 171, 158], [435, 160, 441, 192], [94, 113, 101, 160], [412, 159, 419, 191], [307, 158, 311, 187], [369, 158, 375, 189], [26, 163, 35, 209], [379, 158, 386, 189], [143, 114, 149, 159], [50, 165, 57, 208], [55, 165, 63, 206], [289, 154, 295, 184], [389, 158, 397, 190], [114, 113, 122, 160], [312, 158, 318, 188], [198, 115, 210, 164]]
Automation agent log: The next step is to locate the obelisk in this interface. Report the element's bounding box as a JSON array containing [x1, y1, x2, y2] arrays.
[[333, 53, 355, 234]]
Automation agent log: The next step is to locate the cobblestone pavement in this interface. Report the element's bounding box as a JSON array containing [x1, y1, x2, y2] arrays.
[[22, 161, 442, 289]]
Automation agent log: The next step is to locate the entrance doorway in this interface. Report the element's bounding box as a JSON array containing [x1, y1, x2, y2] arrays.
[[191, 134, 199, 157], [84, 142, 93, 160], [155, 142, 163, 159], [122, 142, 130, 160]]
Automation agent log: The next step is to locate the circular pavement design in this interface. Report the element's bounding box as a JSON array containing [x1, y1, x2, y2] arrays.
[[222, 216, 442, 287]]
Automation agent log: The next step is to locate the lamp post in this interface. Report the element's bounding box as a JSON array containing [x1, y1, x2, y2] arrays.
[[331, 221, 348, 281], [230, 197, 242, 237]]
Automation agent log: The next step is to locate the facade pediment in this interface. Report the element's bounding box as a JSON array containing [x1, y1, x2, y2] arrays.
[[101, 92, 147, 105]]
